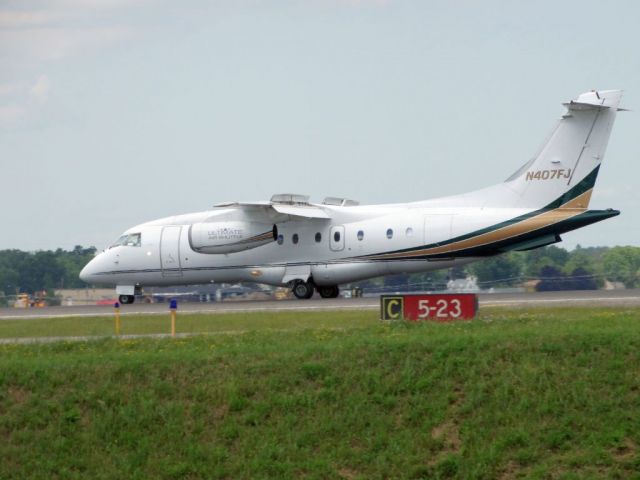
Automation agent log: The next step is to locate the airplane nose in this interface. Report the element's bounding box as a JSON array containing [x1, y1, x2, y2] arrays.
[[79, 258, 97, 283], [79, 263, 90, 283]]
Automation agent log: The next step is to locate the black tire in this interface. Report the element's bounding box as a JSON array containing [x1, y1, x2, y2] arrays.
[[292, 281, 314, 299], [119, 294, 135, 305], [318, 285, 340, 299]]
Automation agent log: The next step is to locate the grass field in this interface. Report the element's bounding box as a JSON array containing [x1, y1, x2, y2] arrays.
[[1, 307, 640, 479], [0, 310, 374, 340]]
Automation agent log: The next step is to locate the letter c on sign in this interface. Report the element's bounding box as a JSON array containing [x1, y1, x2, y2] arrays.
[[387, 299, 400, 319]]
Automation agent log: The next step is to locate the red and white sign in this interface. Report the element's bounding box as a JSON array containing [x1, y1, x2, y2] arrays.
[[380, 294, 478, 321]]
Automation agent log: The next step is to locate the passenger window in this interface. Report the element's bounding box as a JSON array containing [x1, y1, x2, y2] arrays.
[[386, 228, 393, 239], [406, 227, 414, 237], [334, 231, 341, 242], [277, 234, 284, 245], [315, 232, 322, 243], [292, 233, 299, 245], [357, 230, 364, 241]]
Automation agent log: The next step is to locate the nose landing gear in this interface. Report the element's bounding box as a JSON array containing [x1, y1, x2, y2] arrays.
[[119, 295, 135, 305], [116, 285, 141, 305]]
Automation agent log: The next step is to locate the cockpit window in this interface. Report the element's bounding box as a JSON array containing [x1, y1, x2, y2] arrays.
[[111, 235, 128, 248], [110, 233, 141, 248], [125, 233, 141, 246]]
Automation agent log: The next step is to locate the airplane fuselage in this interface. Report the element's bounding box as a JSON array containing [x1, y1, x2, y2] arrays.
[[81, 203, 491, 290]]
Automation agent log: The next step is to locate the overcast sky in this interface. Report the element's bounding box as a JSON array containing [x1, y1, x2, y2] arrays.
[[1, 0, 639, 251]]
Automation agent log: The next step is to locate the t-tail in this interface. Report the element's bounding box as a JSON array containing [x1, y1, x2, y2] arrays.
[[420, 89, 625, 257], [477, 89, 625, 251], [504, 89, 623, 211]]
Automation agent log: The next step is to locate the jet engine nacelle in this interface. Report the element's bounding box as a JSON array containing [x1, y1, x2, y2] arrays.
[[189, 221, 277, 254]]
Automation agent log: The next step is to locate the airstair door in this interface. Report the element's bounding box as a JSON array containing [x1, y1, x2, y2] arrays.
[[423, 215, 453, 257], [160, 226, 183, 277], [282, 264, 311, 284]]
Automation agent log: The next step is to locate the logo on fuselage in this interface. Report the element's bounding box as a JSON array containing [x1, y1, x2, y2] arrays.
[[207, 227, 244, 241]]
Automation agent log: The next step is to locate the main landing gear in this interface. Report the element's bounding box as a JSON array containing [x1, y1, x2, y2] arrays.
[[291, 280, 340, 300], [292, 280, 315, 299], [317, 285, 340, 299], [119, 295, 135, 305]]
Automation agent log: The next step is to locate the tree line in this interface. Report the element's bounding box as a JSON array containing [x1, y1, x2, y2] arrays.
[[0, 244, 638, 305], [0, 246, 97, 305], [356, 245, 640, 292]]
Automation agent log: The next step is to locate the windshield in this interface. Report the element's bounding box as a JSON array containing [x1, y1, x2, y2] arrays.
[[110, 233, 141, 248]]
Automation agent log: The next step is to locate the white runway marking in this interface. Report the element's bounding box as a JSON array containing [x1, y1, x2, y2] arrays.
[[482, 296, 640, 306], [0, 303, 377, 320]]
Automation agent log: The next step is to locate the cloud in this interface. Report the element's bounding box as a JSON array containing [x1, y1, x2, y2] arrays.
[[0, 0, 149, 29], [0, 25, 134, 63], [0, 83, 20, 96], [0, 1, 140, 65], [53, 0, 148, 9], [0, 10, 64, 29], [0, 0, 143, 127], [0, 105, 27, 125], [315, 0, 393, 6], [0, 74, 50, 126], [0, 0, 147, 25], [30, 74, 50, 103]]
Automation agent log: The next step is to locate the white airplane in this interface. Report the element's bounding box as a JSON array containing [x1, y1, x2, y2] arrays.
[[80, 90, 624, 304]]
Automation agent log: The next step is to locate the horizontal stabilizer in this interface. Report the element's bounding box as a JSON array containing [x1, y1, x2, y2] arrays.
[[562, 101, 609, 111], [502, 234, 562, 252]]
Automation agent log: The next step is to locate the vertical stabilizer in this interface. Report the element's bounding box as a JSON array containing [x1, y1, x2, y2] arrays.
[[505, 90, 622, 209]]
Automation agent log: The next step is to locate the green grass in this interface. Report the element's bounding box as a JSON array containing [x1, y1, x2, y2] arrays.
[[0, 310, 374, 339], [1, 308, 640, 479]]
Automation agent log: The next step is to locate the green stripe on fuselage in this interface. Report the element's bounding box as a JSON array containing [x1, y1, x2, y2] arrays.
[[358, 165, 605, 260]]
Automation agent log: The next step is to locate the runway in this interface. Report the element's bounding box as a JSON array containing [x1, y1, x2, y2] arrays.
[[1, 289, 639, 320]]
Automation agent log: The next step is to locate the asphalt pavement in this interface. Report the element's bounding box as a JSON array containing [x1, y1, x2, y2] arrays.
[[1, 289, 639, 320]]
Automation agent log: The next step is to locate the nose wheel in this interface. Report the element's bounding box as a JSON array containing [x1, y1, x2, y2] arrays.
[[119, 295, 135, 305], [292, 280, 315, 299]]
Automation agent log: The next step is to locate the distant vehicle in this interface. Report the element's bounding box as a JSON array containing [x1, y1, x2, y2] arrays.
[[274, 288, 291, 300], [80, 90, 625, 304], [13, 294, 29, 309], [13, 291, 48, 308], [96, 299, 117, 306]]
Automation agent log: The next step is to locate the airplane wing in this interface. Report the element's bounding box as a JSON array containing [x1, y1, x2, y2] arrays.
[[270, 204, 331, 218], [212, 199, 331, 220]]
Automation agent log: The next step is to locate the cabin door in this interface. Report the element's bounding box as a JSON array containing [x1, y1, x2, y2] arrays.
[[160, 226, 183, 277]]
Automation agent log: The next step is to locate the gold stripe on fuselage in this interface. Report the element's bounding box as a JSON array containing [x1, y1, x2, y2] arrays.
[[367, 189, 593, 260]]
